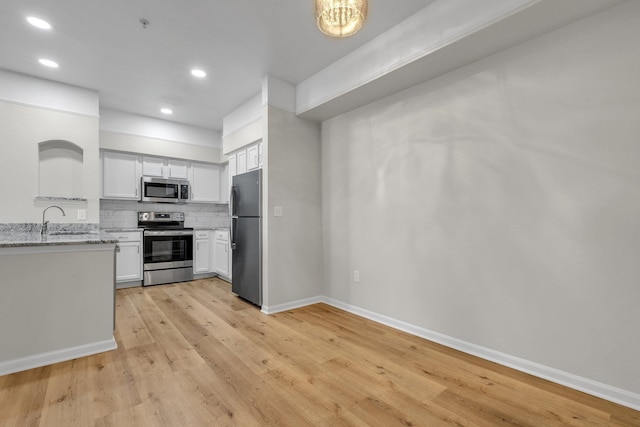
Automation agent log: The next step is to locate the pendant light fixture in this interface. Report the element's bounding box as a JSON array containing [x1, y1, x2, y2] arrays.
[[315, 0, 368, 38]]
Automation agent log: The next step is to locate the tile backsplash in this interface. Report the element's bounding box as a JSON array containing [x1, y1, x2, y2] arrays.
[[100, 200, 230, 229]]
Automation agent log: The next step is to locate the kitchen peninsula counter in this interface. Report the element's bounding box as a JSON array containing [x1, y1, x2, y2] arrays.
[[0, 229, 118, 376]]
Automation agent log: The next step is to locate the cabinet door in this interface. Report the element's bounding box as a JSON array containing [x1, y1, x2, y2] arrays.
[[247, 145, 259, 170], [214, 238, 230, 277], [228, 154, 237, 178], [220, 164, 229, 203], [103, 151, 141, 199], [116, 242, 142, 282], [168, 159, 189, 179], [237, 150, 247, 175], [194, 238, 211, 273], [191, 163, 221, 202], [142, 156, 165, 177]]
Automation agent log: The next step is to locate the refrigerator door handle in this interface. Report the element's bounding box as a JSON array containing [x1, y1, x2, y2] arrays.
[[231, 217, 237, 251], [229, 185, 237, 217]]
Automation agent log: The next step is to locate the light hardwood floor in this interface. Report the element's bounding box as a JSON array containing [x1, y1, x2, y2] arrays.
[[1, 278, 638, 426]]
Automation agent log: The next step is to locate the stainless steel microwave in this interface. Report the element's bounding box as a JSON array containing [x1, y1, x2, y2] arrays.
[[140, 176, 189, 203]]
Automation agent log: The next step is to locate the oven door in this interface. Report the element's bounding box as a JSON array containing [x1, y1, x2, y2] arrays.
[[143, 230, 193, 271]]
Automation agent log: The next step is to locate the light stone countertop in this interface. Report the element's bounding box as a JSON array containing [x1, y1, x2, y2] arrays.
[[0, 231, 119, 248]]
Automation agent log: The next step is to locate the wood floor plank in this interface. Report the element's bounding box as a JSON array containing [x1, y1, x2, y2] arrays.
[[124, 287, 206, 372], [83, 347, 142, 420], [38, 358, 95, 427], [148, 286, 319, 426], [0, 277, 638, 426], [94, 403, 153, 427], [113, 289, 155, 350], [0, 366, 50, 427]]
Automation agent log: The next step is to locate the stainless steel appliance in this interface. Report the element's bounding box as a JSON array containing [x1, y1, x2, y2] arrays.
[[141, 176, 189, 203], [139, 211, 193, 286], [230, 169, 262, 306]]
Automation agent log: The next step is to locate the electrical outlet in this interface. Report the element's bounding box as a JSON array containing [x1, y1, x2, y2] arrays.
[[354, 270, 360, 283], [77, 209, 86, 220], [274, 206, 283, 217]]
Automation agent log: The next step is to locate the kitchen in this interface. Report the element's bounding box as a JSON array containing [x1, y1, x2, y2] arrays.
[[1, 0, 640, 423]]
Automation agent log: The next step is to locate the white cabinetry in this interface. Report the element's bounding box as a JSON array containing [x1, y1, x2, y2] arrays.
[[228, 154, 237, 178], [194, 230, 213, 273], [168, 159, 189, 179], [142, 156, 164, 177], [102, 151, 141, 200], [190, 163, 221, 202], [112, 231, 142, 285], [214, 229, 231, 278], [220, 164, 229, 203], [143, 156, 189, 179], [247, 145, 259, 170], [237, 150, 247, 175], [229, 141, 262, 178]]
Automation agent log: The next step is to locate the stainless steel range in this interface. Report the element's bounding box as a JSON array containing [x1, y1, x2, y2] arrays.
[[138, 211, 193, 286]]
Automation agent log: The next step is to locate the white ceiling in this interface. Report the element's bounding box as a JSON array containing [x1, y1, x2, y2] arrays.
[[0, 0, 436, 131]]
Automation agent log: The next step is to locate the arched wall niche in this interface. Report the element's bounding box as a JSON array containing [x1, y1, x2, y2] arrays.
[[38, 139, 84, 198]]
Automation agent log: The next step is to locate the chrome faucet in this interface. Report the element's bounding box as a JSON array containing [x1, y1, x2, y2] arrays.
[[41, 205, 66, 236]]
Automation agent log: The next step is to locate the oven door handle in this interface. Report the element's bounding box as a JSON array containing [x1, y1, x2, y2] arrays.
[[144, 230, 193, 237]]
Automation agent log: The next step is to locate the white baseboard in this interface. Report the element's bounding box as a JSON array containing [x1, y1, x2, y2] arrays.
[[0, 338, 118, 376], [261, 295, 325, 314], [266, 295, 640, 411]]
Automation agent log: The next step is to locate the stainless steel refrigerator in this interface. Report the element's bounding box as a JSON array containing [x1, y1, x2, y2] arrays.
[[230, 169, 262, 306]]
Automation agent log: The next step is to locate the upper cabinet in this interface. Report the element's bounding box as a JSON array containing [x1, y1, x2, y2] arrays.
[[102, 151, 141, 200], [190, 162, 221, 203], [168, 159, 189, 179], [229, 141, 262, 178], [143, 156, 189, 179], [220, 164, 229, 203], [247, 144, 259, 170], [237, 150, 247, 175], [102, 150, 227, 203]]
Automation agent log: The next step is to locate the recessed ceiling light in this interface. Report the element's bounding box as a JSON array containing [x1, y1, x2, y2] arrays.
[[161, 108, 173, 115], [38, 58, 59, 68], [27, 16, 52, 30], [191, 69, 206, 78]]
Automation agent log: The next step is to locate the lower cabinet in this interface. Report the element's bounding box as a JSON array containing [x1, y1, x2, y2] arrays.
[[214, 230, 230, 278], [112, 231, 142, 286], [194, 230, 213, 274], [194, 229, 231, 279]]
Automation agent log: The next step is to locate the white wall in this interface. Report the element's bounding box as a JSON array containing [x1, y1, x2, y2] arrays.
[[322, 1, 640, 398], [0, 71, 100, 224], [99, 109, 224, 163], [0, 69, 98, 116], [100, 108, 221, 148], [222, 93, 262, 139], [100, 131, 223, 164], [264, 106, 323, 309]]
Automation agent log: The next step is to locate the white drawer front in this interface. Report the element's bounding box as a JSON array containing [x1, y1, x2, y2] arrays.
[[195, 230, 212, 239], [111, 231, 141, 242], [214, 230, 229, 241]]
